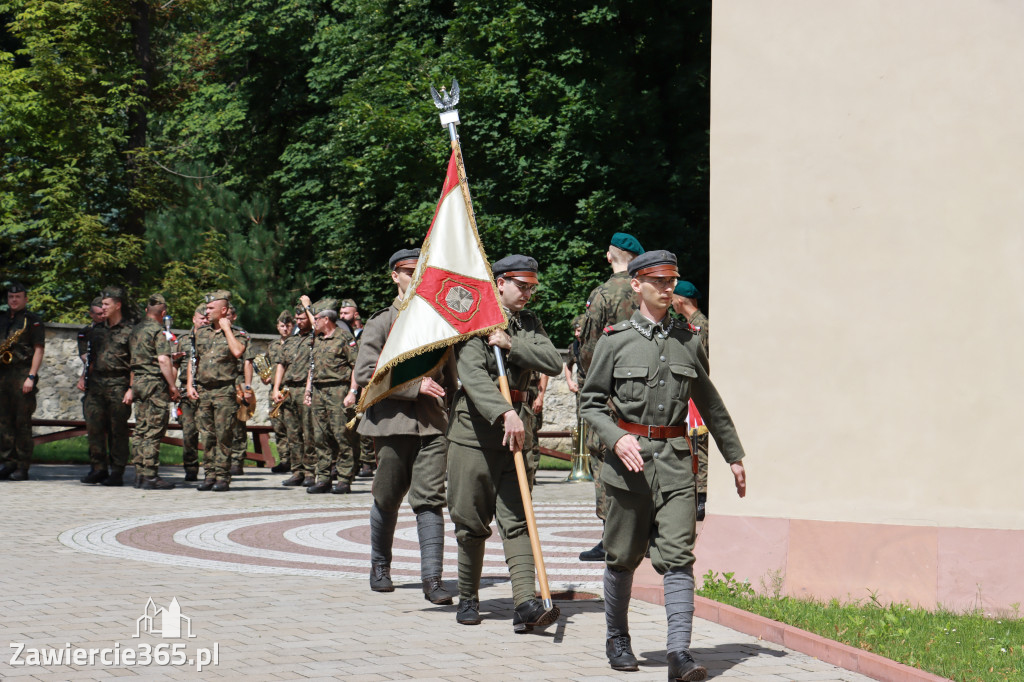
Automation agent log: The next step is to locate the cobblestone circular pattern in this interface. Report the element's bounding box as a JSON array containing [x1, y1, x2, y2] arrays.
[[59, 503, 605, 591]]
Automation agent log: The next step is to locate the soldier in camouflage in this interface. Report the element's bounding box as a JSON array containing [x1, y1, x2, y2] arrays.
[[341, 298, 377, 479], [0, 281, 45, 481], [272, 306, 316, 487], [266, 310, 295, 474], [78, 286, 135, 487], [227, 304, 255, 476], [576, 232, 644, 561], [188, 290, 250, 492], [581, 250, 747, 680], [174, 304, 208, 481], [672, 281, 710, 521], [300, 295, 359, 494], [128, 294, 180, 489]]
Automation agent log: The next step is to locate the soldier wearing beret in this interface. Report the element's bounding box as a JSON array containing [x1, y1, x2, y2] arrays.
[[577, 232, 644, 562], [447, 254, 563, 632], [300, 295, 360, 494], [672, 281, 710, 520], [355, 248, 453, 604], [128, 294, 180, 489], [174, 304, 208, 481], [78, 286, 135, 487], [0, 281, 45, 481], [580, 250, 748, 680], [272, 304, 317, 486], [187, 290, 250, 492], [266, 310, 295, 473]]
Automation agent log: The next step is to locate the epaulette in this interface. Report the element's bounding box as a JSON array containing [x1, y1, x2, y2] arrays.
[[603, 320, 631, 335]]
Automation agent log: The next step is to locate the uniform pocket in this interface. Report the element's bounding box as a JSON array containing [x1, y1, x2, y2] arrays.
[[668, 364, 697, 404], [612, 366, 648, 402]]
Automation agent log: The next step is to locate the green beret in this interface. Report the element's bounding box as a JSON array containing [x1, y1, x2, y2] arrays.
[[610, 232, 645, 255], [673, 281, 700, 298], [204, 290, 231, 303]]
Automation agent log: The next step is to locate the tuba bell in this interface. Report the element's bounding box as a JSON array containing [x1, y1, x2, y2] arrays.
[[565, 417, 594, 483]]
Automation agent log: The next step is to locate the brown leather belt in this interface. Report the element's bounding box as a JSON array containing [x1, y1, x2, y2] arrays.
[[617, 419, 688, 440], [508, 389, 527, 404]]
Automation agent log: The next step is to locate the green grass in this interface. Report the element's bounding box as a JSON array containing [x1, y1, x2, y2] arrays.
[[33, 436, 278, 466], [698, 570, 1024, 682], [538, 454, 572, 470]]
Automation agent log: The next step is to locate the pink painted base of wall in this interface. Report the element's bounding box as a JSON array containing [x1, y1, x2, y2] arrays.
[[692, 515, 1024, 613]]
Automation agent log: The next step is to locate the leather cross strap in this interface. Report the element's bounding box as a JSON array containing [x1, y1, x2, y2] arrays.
[[617, 418, 689, 440], [508, 389, 527, 404]]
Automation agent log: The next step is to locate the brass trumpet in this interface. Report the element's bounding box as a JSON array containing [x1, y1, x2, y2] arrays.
[[566, 417, 594, 483], [268, 389, 290, 419]]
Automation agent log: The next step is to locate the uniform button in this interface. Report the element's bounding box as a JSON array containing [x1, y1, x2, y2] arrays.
[[626, 371, 632, 376], [652, 452, 659, 459], [659, 380, 665, 386], [660, 355, 666, 362], [658, 404, 664, 411]]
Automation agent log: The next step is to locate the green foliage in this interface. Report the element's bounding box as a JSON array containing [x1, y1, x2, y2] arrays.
[[698, 571, 1024, 682]]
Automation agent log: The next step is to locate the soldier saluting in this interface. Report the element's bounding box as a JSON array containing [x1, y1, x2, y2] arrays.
[[580, 250, 747, 681]]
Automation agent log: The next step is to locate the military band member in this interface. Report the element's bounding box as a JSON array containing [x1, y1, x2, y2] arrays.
[[175, 304, 208, 481], [301, 295, 359, 494], [577, 232, 644, 562], [228, 304, 255, 476], [355, 249, 453, 604], [580, 250, 747, 680], [75, 297, 110, 464], [446, 255, 563, 632], [267, 310, 295, 473], [272, 306, 316, 487], [671, 280, 710, 521], [188, 290, 250, 492], [78, 286, 134, 486], [0, 281, 45, 481], [129, 294, 180, 489]]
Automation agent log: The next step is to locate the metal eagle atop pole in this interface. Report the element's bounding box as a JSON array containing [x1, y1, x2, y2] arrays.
[[430, 77, 556, 614]]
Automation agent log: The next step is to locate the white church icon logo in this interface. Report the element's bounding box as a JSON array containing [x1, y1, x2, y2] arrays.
[[134, 597, 196, 639]]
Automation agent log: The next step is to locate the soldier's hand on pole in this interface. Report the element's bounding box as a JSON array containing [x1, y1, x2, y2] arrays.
[[731, 461, 747, 498], [419, 376, 446, 398], [614, 434, 644, 473], [486, 328, 512, 351], [501, 409, 526, 453]]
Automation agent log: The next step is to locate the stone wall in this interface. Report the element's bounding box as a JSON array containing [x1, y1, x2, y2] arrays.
[[33, 324, 578, 452]]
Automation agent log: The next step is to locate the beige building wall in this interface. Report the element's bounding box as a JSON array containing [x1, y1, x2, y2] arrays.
[[701, 0, 1024, 609]]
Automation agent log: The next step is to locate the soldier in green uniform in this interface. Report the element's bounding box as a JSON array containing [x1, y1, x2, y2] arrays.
[[342, 298, 377, 479], [174, 304, 208, 481], [577, 232, 644, 562], [0, 281, 45, 481], [266, 310, 295, 473], [447, 255, 563, 633], [187, 290, 250, 492], [355, 249, 453, 604], [227, 304, 255, 476], [76, 297, 111, 468], [272, 306, 316, 487], [300, 295, 359, 494], [79, 286, 135, 487], [581, 250, 748, 680], [672, 281, 710, 521], [128, 294, 180, 489]]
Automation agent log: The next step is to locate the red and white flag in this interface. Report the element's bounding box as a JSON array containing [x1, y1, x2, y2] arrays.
[[357, 148, 506, 411], [687, 399, 708, 436]]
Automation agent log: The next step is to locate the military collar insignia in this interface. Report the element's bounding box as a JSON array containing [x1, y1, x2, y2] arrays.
[[506, 310, 523, 331], [630, 316, 675, 340]]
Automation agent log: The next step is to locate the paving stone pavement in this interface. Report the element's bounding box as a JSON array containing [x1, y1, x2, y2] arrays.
[[0, 465, 875, 681]]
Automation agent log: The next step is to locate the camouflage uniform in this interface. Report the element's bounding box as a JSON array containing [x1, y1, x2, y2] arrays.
[[577, 270, 638, 522], [77, 321, 109, 456], [310, 327, 359, 485], [278, 330, 315, 478], [0, 308, 44, 474], [230, 336, 255, 470], [176, 327, 202, 476], [194, 324, 250, 483], [129, 318, 174, 478], [267, 335, 290, 469], [84, 318, 133, 473]]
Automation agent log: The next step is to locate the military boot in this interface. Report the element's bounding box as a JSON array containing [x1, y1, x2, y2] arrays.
[[9, 468, 29, 481], [212, 480, 230, 492], [230, 463, 244, 476], [282, 472, 306, 486], [307, 479, 331, 494], [331, 481, 351, 494], [370, 561, 394, 592], [422, 576, 453, 605], [456, 597, 481, 625], [80, 468, 109, 484], [0, 462, 18, 479], [271, 461, 290, 473], [141, 476, 176, 490], [579, 539, 605, 562], [512, 599, 560, 633], [100, 470, 124, 487], [197, 477, 216, 491], [667, 651, 706, 681], [184, 468, 199, 482], [606, 635, 639, 672]]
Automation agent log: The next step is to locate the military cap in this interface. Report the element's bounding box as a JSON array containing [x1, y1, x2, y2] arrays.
[[204, 289, 231, 303], [277, 310, 295, 324], [610, 232, 645, 255], [673, 280, 700, 299], [492, 254, 539, 285], [313, 298, 338, 316], [571, 314, 585, 330], [340, 298, 357, 309], [294, 304, 305, 316], [100, 285, 127, 302], [90, 296, 104, 309], [6, 280, 27, 294], [389, 248, 421, 270], [147, 293, 166, 307], [194, 304, 208, 316], [628, 250, 680, 279]]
